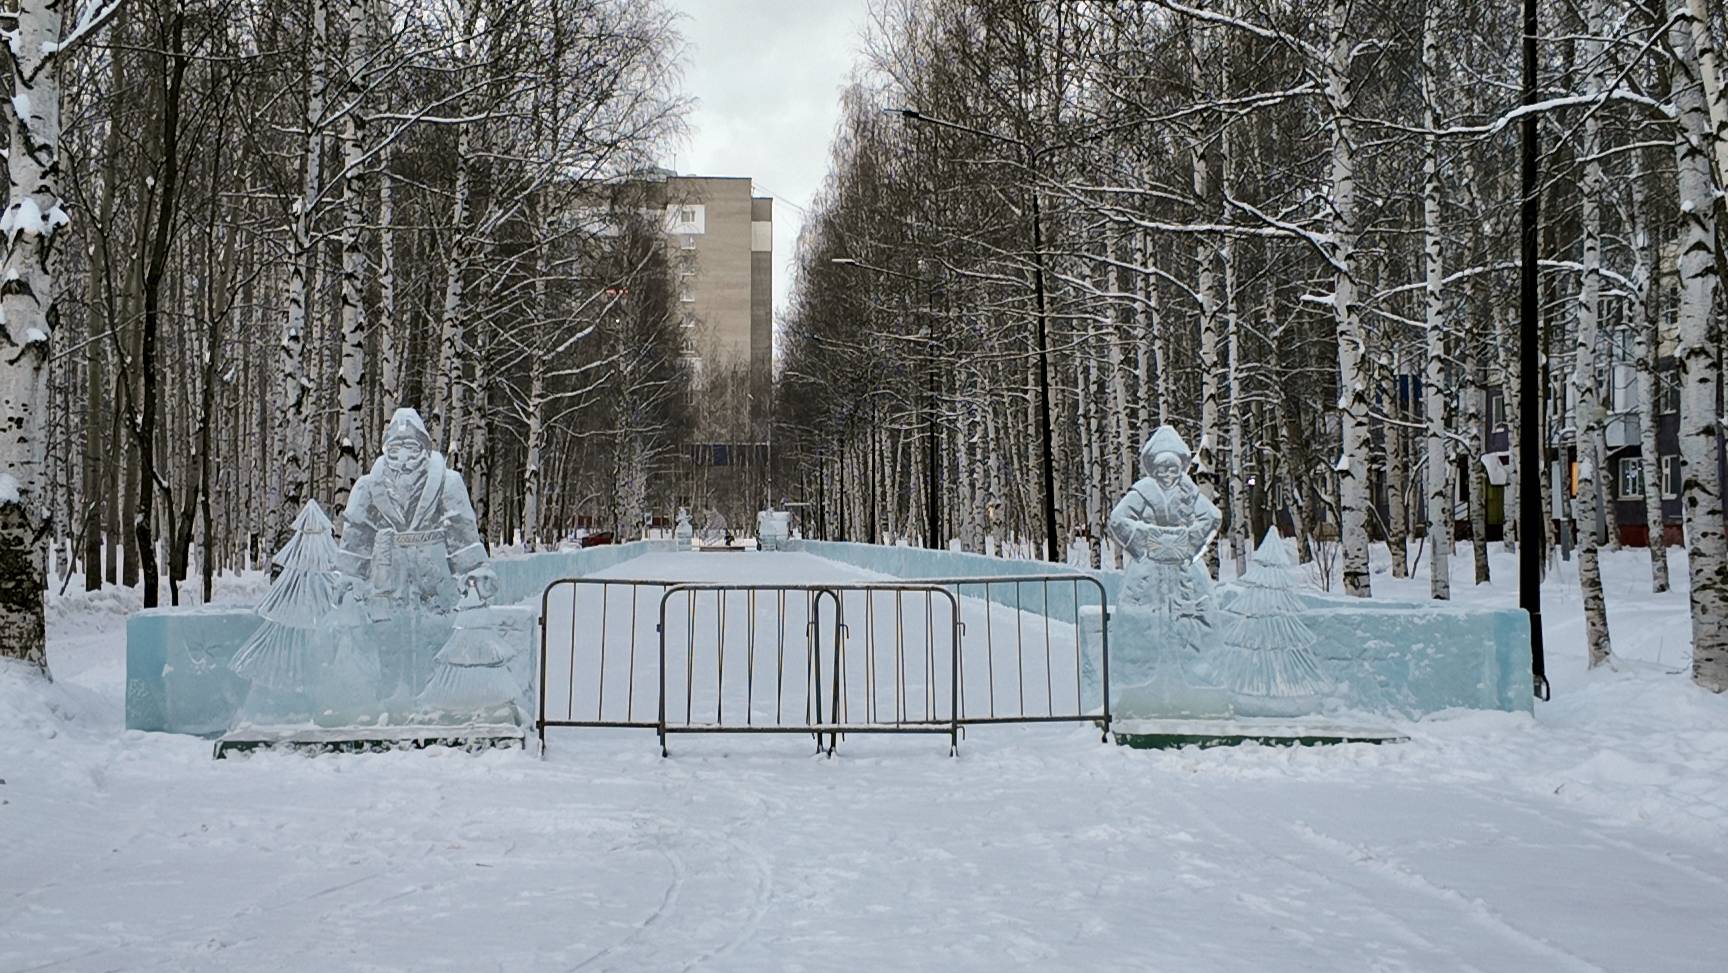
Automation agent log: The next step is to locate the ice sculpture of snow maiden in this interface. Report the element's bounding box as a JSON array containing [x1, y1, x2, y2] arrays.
[[226, 408, 527, 744], [674, 506, 694, 543], [1105, 426, 1230, 717]]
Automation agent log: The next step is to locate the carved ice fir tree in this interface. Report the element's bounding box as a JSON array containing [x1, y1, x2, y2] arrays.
[[230, 501, 342, 694], [1211, 529, 1329, 717]]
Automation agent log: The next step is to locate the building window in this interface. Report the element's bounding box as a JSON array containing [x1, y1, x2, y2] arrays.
[[680, 234, 696, 250], [680, 207, 695, 224], [1659, 369, 1680, 415], [1618, 457, 1643, 499], [1662, 454, 1682, 499], [1488, 392, 1507, 427]]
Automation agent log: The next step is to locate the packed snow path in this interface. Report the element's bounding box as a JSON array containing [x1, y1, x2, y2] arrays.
[[7, 549, 1727, 971]]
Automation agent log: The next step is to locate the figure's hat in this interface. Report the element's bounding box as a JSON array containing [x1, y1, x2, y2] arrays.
[[1139, 425, 1193, 473], [383, 407, 432, 447]]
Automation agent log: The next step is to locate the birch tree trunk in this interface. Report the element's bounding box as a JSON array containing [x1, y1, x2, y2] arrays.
[[1573, 0, 1612, 668], [280, 0, 330, 539], [1668, 9, 1728, 692], [334, 0, 371, 507], [377, 142, 399, 418], [1628, 156, 1670, 592], [1421, 0, 1451, 600], [1326, 2, 1372, 597], [1386, 342, 1410, 578], [0, 1, 81, 668]]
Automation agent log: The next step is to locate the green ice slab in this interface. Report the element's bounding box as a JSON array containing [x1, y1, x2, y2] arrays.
[[213, 722, 528, 758], [1112, 718, 1407, 749]]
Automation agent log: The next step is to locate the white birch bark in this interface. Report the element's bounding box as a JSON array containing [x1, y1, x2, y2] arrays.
[[377, 141, 398, 418], [280, 0, 329, 532], [334, 0, 370, 506], [1573, 0, 1612, 668], [1628, 157, 1670, 592], [435, 118, 472, 453], [1684, 0, 1728, 190], [1, 2, 89, 668], [1421, 1, 1451, 600], [1326, 0, 1372, 597], [1224, 233, 1247, 577], [1192, 134, 1221, 577], [1668, 8, 1728, 692]]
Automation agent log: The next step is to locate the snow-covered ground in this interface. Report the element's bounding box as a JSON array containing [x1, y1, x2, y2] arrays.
[[5, 544, 1726, 971]]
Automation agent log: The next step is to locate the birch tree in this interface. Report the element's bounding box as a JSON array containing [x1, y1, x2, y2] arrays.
[[1665, 4, 1728, 691], [0, 0, 123, 669]]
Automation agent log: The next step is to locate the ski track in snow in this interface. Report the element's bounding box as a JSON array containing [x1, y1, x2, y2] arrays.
[[5, 545, 1728, 971]]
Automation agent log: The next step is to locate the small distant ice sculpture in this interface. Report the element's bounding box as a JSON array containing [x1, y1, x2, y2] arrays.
[[699, 509, 729, 545], [757, 508, 791, 551], [673, 507, 694, 543]]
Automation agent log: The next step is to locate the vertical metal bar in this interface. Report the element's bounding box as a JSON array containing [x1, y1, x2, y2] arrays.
[[829, 590, 843, 754], [924, 588, 935, 720], [865, 589, 877, 723], [596, 582, 610, 721], [537, 582, 553, 754], [715, 588, 726, 724], [1043, 580, 1054, 715], [776, 588, 786, 723], [747, 589, 757, 725], [1099, 579, 1112, 741], [1074, 579, 1083, 715], [895, 588, 906, 724], [626, 584, 640, 721], [685, 591, 696, 724], [985, 581, 996, 718], [811, 590, 825, 750], [947, 591, 960, 754], [657, 587, 671, 757], [806, 590, 818, 728], [566, 580, 579, 721], [952, 584, 964, 719], [1015, 582, 1025, 715]]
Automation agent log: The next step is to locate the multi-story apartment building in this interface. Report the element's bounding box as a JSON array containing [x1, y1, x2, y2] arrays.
[[636, 173, 778, 526], [641, 174, 772, 411]]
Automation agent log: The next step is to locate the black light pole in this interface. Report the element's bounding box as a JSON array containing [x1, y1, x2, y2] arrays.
[[1520, 0, 1550, 700], [892, 107, 1060, 562]]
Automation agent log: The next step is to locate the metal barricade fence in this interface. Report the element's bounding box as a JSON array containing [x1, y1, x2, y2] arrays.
[[657, 583, 961, 756], [536, 573, 1110, 756]]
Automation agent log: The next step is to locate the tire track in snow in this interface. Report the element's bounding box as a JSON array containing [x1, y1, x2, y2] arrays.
[[1162, 783, 1479, 971], [564, 780, 778, 972], [1485, 790, 1728, 893], [1286, 821, 1608, 973]]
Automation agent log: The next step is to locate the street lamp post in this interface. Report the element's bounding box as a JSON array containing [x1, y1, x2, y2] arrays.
[[890, 108, 1060, 562], [1519, 0, 1549, 700]]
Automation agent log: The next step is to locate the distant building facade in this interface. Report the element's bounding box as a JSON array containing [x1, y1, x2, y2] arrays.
[[641, 174, 772, 411], [637, 173, 777, 525]]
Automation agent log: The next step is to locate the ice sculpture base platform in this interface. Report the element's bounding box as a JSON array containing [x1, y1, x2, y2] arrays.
[[1112, 718, 1406, 750], [213, 722, 528, 758]]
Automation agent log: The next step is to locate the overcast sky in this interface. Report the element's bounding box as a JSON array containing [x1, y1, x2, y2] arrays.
[[666, 0, 874, 319]]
